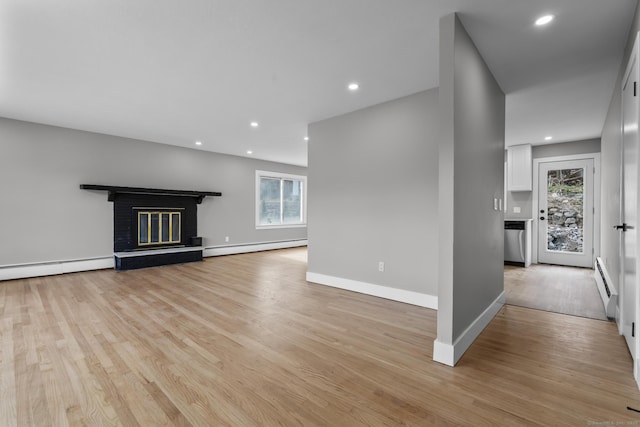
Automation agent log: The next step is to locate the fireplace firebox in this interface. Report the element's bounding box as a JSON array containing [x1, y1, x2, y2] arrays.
[[135, 209, 182, 247]]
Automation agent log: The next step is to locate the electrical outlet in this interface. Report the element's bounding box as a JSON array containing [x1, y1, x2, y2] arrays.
[[378, 261, 385, 272], [225, 236, 229, 243], [513, 206, 521, 213]]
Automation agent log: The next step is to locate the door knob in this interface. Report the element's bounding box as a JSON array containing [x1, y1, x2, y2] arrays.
[[614, 223, 633, 231]]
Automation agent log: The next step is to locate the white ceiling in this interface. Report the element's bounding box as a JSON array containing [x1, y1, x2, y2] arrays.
[[0, 0, 636, 166]]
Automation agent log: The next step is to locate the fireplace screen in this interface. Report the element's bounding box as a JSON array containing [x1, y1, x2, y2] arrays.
[[138, 211, 181, 246]]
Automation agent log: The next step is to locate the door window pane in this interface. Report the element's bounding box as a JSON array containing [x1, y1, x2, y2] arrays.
[[546, 168, 584, 253], [139, 214, 149, 244], [150, 213, 160, 243], [161, 214, 170, 242], [172, 214, 180, 242]]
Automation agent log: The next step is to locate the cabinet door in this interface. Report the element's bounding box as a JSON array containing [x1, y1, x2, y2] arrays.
[[507, 144, 532, 191]]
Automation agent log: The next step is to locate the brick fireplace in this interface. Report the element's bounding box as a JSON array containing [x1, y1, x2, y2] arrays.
[[80, 185, 221, 270]]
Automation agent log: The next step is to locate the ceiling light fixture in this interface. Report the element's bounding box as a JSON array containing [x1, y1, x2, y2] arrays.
[[247, 150, 253, 154], [250, 122, 259, 128], [195, 141, 203, 146], [544, 136, 553, 141], [535, 15, 554, 26], [348, 82, 359, 91], [304, 136, 309, 141]]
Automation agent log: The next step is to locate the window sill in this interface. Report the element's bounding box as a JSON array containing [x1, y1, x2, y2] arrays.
[[256, 224, 307, 230]]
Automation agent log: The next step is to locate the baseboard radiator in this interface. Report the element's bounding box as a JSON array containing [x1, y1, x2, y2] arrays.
[[594, 257, 618, 320]]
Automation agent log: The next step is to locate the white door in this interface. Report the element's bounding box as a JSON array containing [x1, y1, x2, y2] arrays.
[[621, 35, 639, 363], [537, 159, 594, 268]]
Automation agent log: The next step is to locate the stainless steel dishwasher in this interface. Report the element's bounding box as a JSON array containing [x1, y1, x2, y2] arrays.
[[504, 221, 525, 266]]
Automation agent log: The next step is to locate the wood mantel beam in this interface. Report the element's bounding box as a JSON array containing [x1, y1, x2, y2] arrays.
[[80, 184, 221, 204]]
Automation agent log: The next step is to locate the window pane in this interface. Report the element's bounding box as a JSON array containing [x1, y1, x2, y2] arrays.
[[546, 168, 584, 253], [172, 214, 180, 242], [282, 179, 302, 224], [151, 214, 159, 243], [260, 178, 282, 225], [139, 214, 148, 244], [161, 214, 170, 242]]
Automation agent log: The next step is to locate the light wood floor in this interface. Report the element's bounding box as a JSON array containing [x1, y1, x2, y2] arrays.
[[1, 248, 638, 426], [505, 264, 607, 321]]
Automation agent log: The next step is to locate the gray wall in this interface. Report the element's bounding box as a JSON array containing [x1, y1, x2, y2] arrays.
[[600, 2, 640, 316], [307, 89, 440, 296], [505, 138, 601, 220], [0, 117, 307, 266], [437, 14, 505, 344]]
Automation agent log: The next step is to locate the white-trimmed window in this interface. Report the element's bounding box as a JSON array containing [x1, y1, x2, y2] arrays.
[[256, 170, 307, 228]]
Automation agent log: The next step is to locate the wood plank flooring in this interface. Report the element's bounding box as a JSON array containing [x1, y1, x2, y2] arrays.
[[1, 248, 638, 426], [505, 264, 607, 320]]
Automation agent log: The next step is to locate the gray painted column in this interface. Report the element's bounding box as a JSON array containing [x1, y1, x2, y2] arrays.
[[434, 13, 506, 366]]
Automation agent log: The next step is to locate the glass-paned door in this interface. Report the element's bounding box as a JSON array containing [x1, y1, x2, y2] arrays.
[[538, 159, 594, 267]]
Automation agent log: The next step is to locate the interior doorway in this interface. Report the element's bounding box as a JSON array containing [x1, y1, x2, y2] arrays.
[[508, 152, 603, 321]]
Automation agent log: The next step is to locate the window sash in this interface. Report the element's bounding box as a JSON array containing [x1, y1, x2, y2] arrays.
[[256, 171, 306, 228]]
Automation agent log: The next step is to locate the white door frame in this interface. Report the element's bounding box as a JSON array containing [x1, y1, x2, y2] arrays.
[[532, 153, 601, 266]]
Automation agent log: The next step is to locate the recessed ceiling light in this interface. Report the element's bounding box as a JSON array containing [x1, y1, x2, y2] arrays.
[[544, 136, 553, 141], [535, 15, 554, 26], [247, 150, 253, 154], [304, 136, 309, 141], [195, 141, 202, 146], [250, 122, 259, 128], [348, 82, 359, 91]]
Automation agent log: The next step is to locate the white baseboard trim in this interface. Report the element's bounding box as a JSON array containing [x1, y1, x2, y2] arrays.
[[204, 239, 307, 257], [0, 257, 114, 281], [432, 340, 454, 366], [305, 271, 438, 309], [616, 307, 623, 335], [433, 291, 506, 366], [0, 240, 308, 281]]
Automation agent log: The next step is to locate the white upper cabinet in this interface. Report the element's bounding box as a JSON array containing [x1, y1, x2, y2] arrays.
[[507, 144, 532, 191]]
